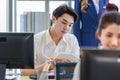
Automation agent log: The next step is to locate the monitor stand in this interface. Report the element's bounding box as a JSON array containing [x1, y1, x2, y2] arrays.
[[0, 64, 6, 80], [0, 64, 18, 80]]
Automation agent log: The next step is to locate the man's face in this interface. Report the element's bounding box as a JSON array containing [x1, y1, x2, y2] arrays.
[[52, 13, 74, 37], [98, 23, 120, 49]]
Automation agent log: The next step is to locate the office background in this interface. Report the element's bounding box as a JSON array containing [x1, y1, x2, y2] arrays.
[[0, 0, 120, 75], [0, 0, 119, 33]]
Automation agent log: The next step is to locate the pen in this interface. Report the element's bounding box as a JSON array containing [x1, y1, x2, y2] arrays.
[[43, 55, 51, 60], [43, 54, 58, 61]]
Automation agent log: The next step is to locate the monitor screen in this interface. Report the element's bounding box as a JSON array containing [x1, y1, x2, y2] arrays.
[[0, 32, 34, 69], [80, 49, 120, 80], [55, 62, 77, 80]]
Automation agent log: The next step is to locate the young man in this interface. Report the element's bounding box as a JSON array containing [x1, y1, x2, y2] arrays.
[[21, 4, 80, 76]]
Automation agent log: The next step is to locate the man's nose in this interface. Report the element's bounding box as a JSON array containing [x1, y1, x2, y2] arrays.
[[64, 24, 70, 30]]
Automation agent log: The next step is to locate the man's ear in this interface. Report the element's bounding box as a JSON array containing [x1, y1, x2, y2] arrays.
[[51, 16, 56, 23]]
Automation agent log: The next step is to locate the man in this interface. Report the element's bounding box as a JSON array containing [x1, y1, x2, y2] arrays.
[[21, 4, 80, 76]]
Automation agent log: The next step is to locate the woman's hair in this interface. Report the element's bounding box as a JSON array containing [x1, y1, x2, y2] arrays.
[[105, 3, 119, 11], [97, 11, 120, 35], [52, 4, 78, 22], [80, 0, 88, 13]]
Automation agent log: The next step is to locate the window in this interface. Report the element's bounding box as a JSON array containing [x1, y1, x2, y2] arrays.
[[0, 0, 7, 32], [49, 1, 69, 18], [16, 1, 45, 32], [15, 0, 74, 32]]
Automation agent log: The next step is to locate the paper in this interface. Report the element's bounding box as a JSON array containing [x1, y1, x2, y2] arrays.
[[56, 54, 79, 62], [5, 75, 17, 79], [48, 71, 55, 76]]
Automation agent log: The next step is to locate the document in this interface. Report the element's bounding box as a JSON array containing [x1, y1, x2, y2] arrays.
[[56, 54, 79, 62], [5, 75, 18, 79]]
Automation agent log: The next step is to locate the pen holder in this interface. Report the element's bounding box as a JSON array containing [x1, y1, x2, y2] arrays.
[[37, 62, 51, 80], [37, 70, 48, 80]]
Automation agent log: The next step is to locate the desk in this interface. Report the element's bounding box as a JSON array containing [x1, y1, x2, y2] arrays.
[[6, 69, 54, 80], [17, 76, 32, 80], [16, 76, 54, 80]]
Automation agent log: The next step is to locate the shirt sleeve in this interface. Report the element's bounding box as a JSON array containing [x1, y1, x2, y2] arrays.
[[72, 62, 80, 80]]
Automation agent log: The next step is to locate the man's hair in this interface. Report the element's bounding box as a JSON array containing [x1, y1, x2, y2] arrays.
[[52, 4, 78, 22]]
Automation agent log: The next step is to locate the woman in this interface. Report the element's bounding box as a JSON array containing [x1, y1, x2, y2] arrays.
[[73, 11, 120, 80]]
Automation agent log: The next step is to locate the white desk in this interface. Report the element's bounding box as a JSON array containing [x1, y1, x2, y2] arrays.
[[17, 76, 33, 80], [16, 76, 54, 80], [6, 69, 54, 80]]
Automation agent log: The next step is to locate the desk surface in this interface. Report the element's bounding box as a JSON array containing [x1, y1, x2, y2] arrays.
[[17, 76, 32, 80], [6, 69, 54, 80], [16, 76, 54, 80]]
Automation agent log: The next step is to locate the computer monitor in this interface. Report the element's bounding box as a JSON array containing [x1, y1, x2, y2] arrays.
[[0, 32, 34, 80], [80, 48, 120, 80], [55, 62, 77, 80]]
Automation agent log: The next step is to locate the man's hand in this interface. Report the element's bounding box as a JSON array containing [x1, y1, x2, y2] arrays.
[[47, 58, 71, 70]]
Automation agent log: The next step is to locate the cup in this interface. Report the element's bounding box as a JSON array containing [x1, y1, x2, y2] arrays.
[[37, 70, 48, 80]]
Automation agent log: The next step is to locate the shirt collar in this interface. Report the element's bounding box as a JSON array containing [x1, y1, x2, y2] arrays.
[[62, 34, 67, 42], [98, 45, 104, 49], [45, 29, 53, 44], [45, 29, 67, 45]]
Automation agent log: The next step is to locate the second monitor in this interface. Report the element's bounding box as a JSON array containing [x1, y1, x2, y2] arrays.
[[80, 49, 120, 80]]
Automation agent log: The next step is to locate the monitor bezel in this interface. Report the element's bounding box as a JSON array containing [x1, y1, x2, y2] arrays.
[[80, 49, 120, 80], [0, 32, 34, 69], [55, 62, 77, 80]]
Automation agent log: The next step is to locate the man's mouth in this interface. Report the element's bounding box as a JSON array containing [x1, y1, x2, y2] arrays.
[[62, 31, 67, 33]]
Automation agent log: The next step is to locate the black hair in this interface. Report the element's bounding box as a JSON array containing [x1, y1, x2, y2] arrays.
[[52, 4, 78, 22], [105, 2, 118, 11], [98, 11, 120, 34]]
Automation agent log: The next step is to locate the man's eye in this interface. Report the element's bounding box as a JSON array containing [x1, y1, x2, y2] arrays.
[[61, 21, 66, 24]]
